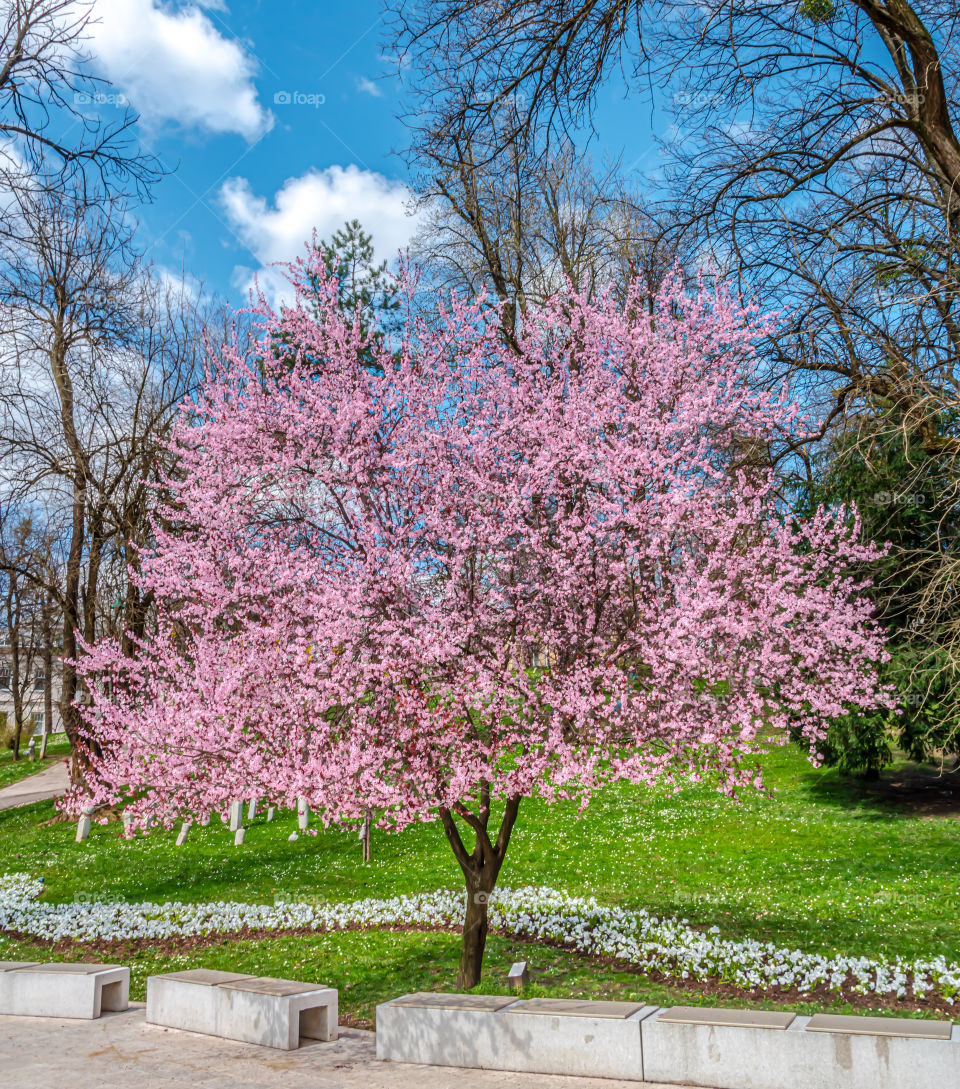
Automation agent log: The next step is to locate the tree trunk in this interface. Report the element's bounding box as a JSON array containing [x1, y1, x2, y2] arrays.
[[439, 792, 521, 991], [8, 571, 21, 761], [61, 471, 86, 783], [49, 317, 96, 787], [459, 869, 498, 989], [41, 601, 52, 759]]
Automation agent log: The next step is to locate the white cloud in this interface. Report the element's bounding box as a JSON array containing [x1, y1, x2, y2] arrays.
[[378, 51, 410, 70], [218, 165, 418, 300], [154, 265, 202, 304], [88, 0, 272, 140], [357, 77, 383, 98]]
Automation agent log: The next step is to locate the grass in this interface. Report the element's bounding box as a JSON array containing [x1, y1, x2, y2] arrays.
[[0, 742, 958, 1023], [0, 735, 70, 789], [0, 927, 903, 1030]]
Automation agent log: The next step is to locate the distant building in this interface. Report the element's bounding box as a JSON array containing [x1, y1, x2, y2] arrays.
[[0, 648, 63, 739]]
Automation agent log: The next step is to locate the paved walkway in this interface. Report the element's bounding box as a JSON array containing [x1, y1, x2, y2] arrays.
[[0, 1005, 700, 1088], [0, 759, 69, 811]]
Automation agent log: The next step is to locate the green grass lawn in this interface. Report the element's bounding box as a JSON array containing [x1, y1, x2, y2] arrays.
[[0, 927, 889, 1030], [0, 735, 70, 789], [1, 742, 958, 1024]]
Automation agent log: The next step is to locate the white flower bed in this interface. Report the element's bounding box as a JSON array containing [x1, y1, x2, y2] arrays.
[[1, 873, 956, 1004]]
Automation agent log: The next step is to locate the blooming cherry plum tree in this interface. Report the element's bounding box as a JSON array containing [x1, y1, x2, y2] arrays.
[[70, 256, 889, 987]]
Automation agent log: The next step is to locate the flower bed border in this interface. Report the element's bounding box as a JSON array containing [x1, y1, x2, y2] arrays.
[[1, 874, 956, 1014]]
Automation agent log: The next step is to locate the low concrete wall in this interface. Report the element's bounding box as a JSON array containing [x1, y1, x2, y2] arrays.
[[146, 969, 338, 1050], [376, 995, 960, 1088], [642, 1008, 960, 1089], [0, 962, 128, 1019], [376, 993, 654, 1079]]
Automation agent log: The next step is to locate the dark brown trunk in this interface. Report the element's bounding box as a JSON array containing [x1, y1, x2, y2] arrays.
[[49, 315, 98, 787], [459, 869, 497, 989], [61, 470, 88, 784], [8, 571, 21, 761], [82, 519, 107, 646], [439, 792, 522, 990], [41, 602, 52, 759]]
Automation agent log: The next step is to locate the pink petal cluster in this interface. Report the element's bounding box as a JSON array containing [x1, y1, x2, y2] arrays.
[[68, 260, 890, 831]]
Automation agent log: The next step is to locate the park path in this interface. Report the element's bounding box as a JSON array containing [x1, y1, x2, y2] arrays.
[[0, 1007, 703, 1089], [0, 759, 69, 811]]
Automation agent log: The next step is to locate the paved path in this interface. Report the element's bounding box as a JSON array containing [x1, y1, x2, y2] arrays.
[[0, 1005, 701, 1088], [0, 759, 69, 811]]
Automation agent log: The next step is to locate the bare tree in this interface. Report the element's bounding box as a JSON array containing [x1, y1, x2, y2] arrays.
[[0, 515, 44, 758], [0, 182, 206, 784], [390, 0, 960, 447], [407, 91, 680, 345], [0, 0, 159, 194]]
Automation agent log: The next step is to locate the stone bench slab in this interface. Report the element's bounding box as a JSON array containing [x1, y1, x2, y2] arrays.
[[656, 1005, 795, 1030], [220, 978, 322, 998], [159, 969, 254, 987], [512, 998, 650, 1019], [376, 996, 960, 1087], [641, 1005, 960, 1089], [805, 1012, 952, 1040], [390, 992, 515, 1012], [0, 962, 129, 1019], [376, 992, 654, 1079], [146, 970, 338, 1050]]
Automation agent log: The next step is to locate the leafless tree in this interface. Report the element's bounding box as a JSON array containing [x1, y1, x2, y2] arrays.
[[0, 0, 159, 195], [407, 92, 681, 345], [0, 182, 207, 784], [0, 515, 46, 758], [390, 1, 959, 432]]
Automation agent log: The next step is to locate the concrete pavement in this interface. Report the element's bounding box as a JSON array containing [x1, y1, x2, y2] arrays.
[[0, 760, 68, 811], [0, 1004, 702, 1088]]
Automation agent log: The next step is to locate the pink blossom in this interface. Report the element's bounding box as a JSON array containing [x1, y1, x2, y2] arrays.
[[66, 260, 890, 839]]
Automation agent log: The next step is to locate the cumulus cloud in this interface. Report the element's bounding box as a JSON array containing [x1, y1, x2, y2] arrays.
[[88, 0, 272, 140], [218, 165, 418, 300]]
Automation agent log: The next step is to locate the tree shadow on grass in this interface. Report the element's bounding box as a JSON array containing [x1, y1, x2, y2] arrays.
[[800, 759, 960, 819]]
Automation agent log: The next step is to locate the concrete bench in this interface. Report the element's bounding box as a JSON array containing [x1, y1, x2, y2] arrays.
[[376, 992, 655, 1078], [377, 995, 960, 1086], [641, 1004, 960, 1089], [145, 969, 338, 1050], [0, 961, 129, 1019]]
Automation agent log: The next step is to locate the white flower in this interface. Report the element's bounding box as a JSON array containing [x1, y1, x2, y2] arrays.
[[0, 873, 953, 1004]]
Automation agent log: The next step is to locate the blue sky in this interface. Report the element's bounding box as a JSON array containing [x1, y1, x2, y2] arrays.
[[76, 1, 671, 303]]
